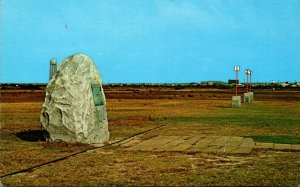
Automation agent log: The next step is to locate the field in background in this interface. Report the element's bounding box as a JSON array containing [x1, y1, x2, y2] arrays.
[[0, 86, 300, 185]]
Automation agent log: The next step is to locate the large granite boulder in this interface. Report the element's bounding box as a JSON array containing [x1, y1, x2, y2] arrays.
[[40, 53, 109, 144]]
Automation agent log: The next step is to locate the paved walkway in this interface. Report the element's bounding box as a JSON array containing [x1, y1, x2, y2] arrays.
[[123, 135, 300, 154], [255, 142, 300, 150]]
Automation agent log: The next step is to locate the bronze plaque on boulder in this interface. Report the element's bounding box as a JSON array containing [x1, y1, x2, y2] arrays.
[[91, 83, 104, 106]]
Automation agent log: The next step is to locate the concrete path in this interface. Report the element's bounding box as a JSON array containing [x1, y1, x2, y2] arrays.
[[124, 135, 300, 154], [255, 142, 300, 150], [124, 135, 255, 154]]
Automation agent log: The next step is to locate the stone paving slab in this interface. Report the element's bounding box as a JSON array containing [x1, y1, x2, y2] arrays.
[[154, 136, 190, 151], [188, 136, 222, 152], [255, 142, 300, 151], [230, 146, 253, 154], [240, 138, 256, 148], [168, 136, 202, 151], [219, 146, 240, 154], [210, 136, 232, 146], [125, 136, 179, 151], [200, 145, 221, 153], [274, 143, 292, 150], [255, 142, 274, 149], [125, 135, 255, 154], [291, 144, 300, 150], [225, 137, 244, 147], [124, 135, 300, 154]]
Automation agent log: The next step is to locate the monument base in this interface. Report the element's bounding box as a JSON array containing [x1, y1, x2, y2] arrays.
[[232, 96, 241, 108], [244, 93, 251, 103], [249, 92, 254, 102]]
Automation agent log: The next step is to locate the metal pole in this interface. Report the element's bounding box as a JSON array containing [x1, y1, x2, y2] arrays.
[[246, 72, 249, 93], [236, 71, 238, 96], [234, 65, 240, 96], [250, 71, 252, 92]]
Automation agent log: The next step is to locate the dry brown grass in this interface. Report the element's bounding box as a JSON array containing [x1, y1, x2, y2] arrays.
[[0, 102, 42, 132], [2, 147, 299, 186], [107, 99, 227, 139]]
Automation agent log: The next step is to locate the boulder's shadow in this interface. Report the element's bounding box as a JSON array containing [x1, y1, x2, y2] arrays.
[[16, 130, 49, 142]]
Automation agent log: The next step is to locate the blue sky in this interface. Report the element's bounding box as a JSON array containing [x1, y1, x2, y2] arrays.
[[1, 0, 300, 83]]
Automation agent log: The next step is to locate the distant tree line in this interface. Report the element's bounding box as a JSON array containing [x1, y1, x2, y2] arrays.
[[1, 81, 299, 90]]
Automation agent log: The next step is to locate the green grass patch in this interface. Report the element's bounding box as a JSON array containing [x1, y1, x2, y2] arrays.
[[165, 102, 300, 137], [169, 116, 299, 127], [249, 136, 300, 144], [169, 102, 300, 128]]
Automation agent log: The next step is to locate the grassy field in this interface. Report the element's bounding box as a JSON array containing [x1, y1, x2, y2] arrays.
[[157, 100, 300, 142], [0, 87, 299, 186]]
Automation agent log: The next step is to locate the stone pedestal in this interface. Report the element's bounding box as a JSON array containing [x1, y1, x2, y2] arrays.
[[248, 92, 254, 102], [232, 96, 241, 108], [40, 53, 109, 144], [244, 93, 251, 103]]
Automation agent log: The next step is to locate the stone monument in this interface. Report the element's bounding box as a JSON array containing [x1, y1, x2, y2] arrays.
[[40, 53, 109, 144]]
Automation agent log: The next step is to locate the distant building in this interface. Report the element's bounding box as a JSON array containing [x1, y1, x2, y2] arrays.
[[207, 81, 214, 86], [200, 81, 208, 86], [201, 81, 226, 86], [281, 83, 289, 87], [228, 79, 239, 84]]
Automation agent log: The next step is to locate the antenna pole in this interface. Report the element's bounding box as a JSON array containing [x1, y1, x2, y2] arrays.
[[234, 65, 240, 96]]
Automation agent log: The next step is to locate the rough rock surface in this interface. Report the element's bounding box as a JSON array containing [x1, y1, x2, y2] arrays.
[[40, 53, 109, 144]]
